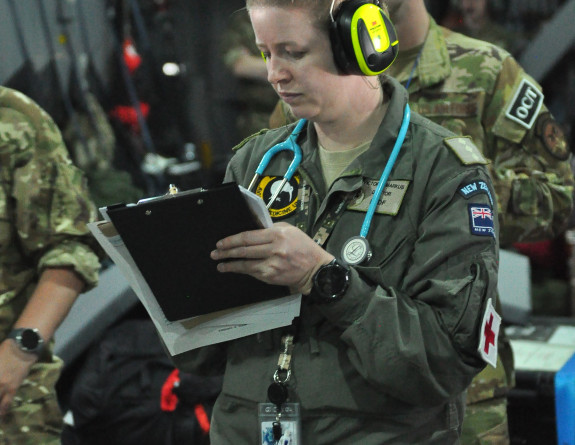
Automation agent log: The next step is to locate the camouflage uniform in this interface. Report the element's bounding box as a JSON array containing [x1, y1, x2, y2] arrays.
[[0, 86, 102, 444], [269, 16, 574, 445], [221, 9, 279, 140]]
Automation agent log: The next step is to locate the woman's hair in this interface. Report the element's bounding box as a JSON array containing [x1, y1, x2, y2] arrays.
[[245, 1, 388, 30], [245, 0, 341, 29]]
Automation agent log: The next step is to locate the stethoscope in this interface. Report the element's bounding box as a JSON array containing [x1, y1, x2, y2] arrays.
[[247, 104, 411, 266], [248, 118, 306, 208]]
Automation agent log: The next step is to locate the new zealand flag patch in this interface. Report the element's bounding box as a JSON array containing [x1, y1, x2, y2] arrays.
[[468, 204, 495, 237]]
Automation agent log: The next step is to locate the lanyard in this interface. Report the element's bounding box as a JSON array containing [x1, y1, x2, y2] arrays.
[[267, 334, 295, 442], [405, 44, 424, 91]]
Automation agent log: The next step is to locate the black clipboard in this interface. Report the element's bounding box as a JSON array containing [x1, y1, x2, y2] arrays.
[[106, 183, 289, 322]]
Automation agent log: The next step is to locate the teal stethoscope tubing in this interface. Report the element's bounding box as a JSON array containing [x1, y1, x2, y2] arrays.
[[361, 103, 410, 238], [249, 103, 411, 237], [248, 118, 306, 208]]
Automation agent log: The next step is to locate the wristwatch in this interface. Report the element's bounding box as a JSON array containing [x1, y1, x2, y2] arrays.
[[310, 258, 350, 303], [7, 328, 45, 355]]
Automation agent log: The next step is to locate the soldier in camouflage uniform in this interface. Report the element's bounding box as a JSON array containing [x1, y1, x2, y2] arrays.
[[221, 8, 280, 140], [0, 86, 103, 444], [268, 0, 574, 443]]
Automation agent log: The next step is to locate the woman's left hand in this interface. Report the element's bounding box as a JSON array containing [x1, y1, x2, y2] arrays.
[[210, 222, 333, 295]]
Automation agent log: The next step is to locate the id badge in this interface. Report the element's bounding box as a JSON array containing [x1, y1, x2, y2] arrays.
[[259, 402, 301, 445]]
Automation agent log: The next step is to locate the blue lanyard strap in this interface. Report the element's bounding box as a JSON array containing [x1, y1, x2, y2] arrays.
[[405, 45, 424, 91], [360, 104, 411, 238]]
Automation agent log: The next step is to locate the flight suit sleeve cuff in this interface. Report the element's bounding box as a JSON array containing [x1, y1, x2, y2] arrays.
[[314, 267, 380, 329]]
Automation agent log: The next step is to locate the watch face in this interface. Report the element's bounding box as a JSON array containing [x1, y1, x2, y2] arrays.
[[20, 329, 41, 350], [315, 261, 349, 299]]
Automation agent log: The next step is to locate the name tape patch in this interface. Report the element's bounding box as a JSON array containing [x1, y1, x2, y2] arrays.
[[505, 78, 543, 130], [468, 203, 495, 238], [348, 180, 410, 215], [458, 180, 494, 206]]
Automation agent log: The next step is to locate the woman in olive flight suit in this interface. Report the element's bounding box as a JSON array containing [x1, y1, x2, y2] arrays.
[[174, 1, 500, 443]]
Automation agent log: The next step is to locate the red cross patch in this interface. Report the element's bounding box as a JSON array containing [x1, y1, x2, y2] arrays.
[[478, 298, 501, 368]]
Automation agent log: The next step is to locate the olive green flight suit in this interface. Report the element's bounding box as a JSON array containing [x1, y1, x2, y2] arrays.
[[269, 16, 574, 444], [175, 76, 499, 444]]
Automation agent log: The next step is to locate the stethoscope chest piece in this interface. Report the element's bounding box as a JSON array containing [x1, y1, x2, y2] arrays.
[[341, 235, 372, 266]]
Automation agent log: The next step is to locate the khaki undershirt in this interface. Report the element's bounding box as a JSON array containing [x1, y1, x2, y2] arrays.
[[319, 140, 371, 189]]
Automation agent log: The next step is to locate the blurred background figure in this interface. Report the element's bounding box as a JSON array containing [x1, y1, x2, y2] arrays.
[[450, 0, 527, 56], [220, 8, 278, 141]]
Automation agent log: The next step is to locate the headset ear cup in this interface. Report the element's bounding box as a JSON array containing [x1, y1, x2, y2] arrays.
[[329, 19, 354, 73], [362, 11, 398, 73], [330, 0, 367, 74], [330, 0, 398, 76]]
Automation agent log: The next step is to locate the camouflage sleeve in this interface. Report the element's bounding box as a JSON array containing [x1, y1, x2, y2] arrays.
[[8, 92, 103, 290], [483, 56, 574, 247]]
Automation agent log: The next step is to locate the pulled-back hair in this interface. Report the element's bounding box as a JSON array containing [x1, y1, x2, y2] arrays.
[[245, 1, 388, 31], [245, 0, 337, 29]]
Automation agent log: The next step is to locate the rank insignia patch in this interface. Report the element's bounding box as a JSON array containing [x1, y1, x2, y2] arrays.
[[256, 175, 300, 219], [445, 137, 488, 165], [468, 204, 495, 237]]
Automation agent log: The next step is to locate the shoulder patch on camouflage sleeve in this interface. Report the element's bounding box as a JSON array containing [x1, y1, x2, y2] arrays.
[[536, 113, 570, 160], [505, 78, 543, 130], [444, 136, 489, 165]]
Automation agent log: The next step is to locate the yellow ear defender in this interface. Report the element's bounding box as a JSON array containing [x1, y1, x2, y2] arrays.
[[329, 0, 399, 76]]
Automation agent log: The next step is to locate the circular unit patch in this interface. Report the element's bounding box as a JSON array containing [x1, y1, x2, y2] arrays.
[[256, 175, 300, 219], [536, 114, 569, 161]]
